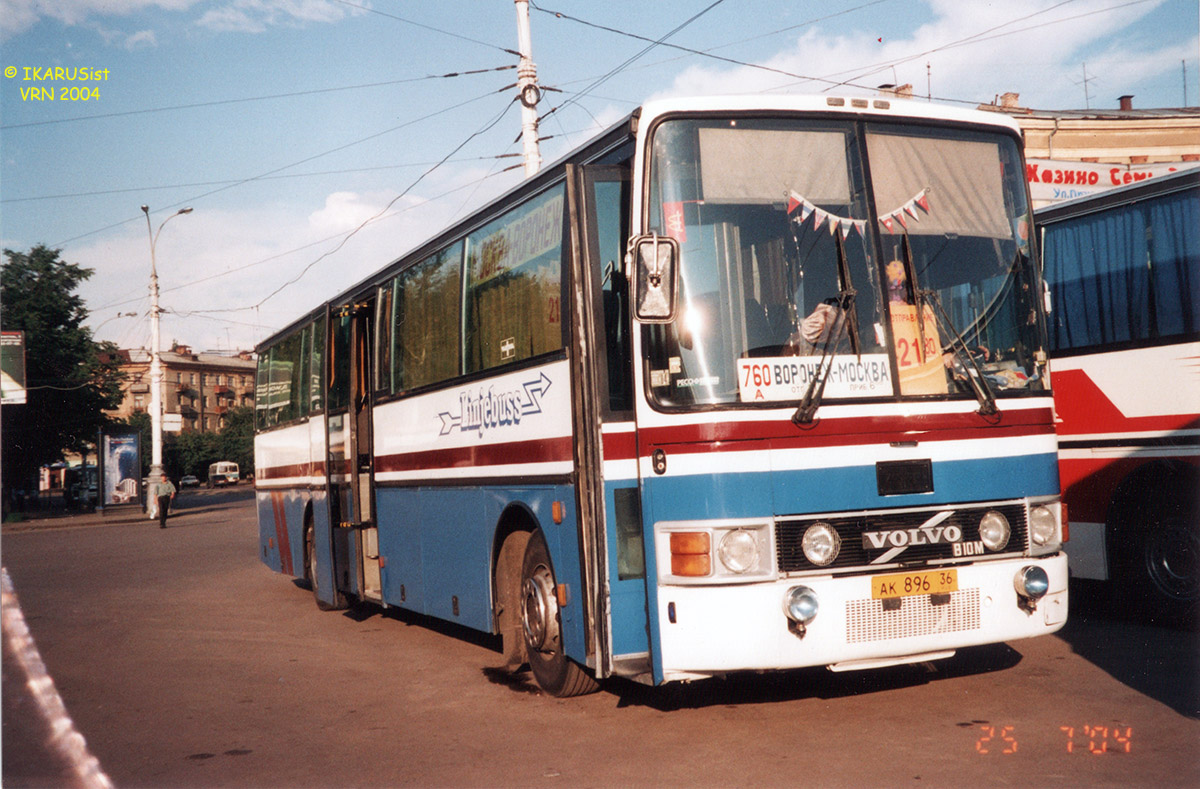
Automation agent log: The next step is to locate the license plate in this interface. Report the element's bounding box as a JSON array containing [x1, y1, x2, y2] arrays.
[[872, 569, 958, 599]]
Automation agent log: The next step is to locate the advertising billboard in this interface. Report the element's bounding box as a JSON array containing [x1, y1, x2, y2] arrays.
[[99, 426, 142, 509], [1, 331, 27, 405]]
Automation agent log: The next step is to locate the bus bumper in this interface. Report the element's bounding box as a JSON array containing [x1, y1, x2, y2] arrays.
[[655, 552, 1068, 682]]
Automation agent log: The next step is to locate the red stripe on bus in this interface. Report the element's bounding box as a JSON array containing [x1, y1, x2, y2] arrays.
[[374, 436, 573, 474], [1052, 369, 1200, 436], [258, 461, 326, 481], [271, 491, 293, 576], [638, 409, 1056, 451]]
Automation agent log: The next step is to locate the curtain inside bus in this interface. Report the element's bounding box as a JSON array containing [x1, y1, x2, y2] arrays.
[[1043, 188, 1200, 351]]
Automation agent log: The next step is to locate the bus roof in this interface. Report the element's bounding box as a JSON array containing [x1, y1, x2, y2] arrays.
[[637, 94, 1024, 135]]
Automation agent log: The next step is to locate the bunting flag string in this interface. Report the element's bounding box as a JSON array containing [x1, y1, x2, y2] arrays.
[[878, 187, 931, 234], [787, 190, 867, 240], [787, 187, 931, 237]]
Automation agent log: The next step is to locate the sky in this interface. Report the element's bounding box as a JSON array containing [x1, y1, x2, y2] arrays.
[[2, 0, 1197, 354]]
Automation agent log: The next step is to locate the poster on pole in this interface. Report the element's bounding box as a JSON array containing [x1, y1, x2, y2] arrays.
[[1, 331, 27, 405], [98, 426, 142, 510]]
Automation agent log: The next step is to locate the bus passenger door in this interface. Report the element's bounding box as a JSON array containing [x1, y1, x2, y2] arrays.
[[329, 300, 381, 602], [568, 162, 647, 680]]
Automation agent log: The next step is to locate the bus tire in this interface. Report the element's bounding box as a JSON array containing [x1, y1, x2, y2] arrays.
[[520, 530, 599, 697], [1111, 475, 1199, 626], [307, 518, 349, 612], [495, 530, 531, 671]]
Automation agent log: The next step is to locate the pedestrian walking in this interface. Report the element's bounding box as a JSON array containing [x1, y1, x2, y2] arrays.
[[153, 474, 176, 528]]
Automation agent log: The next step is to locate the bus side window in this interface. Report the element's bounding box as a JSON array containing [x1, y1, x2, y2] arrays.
[[464, 186, 566, 374], [592, 176, 632, 412]]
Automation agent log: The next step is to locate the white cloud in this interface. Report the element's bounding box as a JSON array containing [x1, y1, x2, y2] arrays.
[[195, 0, 364, 34], [0, 0, 194, 41], [0, 0, 363, 41], [75, 177, 494, 352], [649, 0, 1176, 109]]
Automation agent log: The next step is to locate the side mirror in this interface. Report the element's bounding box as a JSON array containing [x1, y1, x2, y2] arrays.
[[631, 234, 679, 323]]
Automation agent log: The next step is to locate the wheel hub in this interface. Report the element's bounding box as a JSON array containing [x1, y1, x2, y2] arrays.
[[522, 565, 560, 653]]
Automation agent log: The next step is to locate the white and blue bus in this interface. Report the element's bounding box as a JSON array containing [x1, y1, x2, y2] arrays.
[[255, 95, 1067, 696]]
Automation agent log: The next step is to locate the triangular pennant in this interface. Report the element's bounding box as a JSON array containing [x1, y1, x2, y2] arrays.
[[914, 190, 930, 213], [854, 219, 867, 237], [829, 217, 841, 236], [799, 201, 815, 223], [840, 220, 853, 239], [787, 191, 802, 215], [811, 208, 827, 230], [904, 202, 920, 220], [881, 216, 895, 233], [894, 212, 908, 230]]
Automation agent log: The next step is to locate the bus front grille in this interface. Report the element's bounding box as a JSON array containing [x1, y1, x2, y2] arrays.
[[776, 503, 1029, 573]]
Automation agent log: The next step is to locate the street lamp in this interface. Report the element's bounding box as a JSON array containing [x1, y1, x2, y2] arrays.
[[141, 204, 192, 518]]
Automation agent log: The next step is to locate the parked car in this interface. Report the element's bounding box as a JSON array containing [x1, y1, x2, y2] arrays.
[[179, 475, 200, 488]]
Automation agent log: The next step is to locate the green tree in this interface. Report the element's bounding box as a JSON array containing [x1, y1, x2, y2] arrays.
[[174, 430, 221, 479], [2, 245, 124, 502], [218, 405, 255, 477], [123, 410, 153, 478]]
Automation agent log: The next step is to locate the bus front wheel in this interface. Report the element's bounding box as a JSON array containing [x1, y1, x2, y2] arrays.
[[520, 530, 599, 697]]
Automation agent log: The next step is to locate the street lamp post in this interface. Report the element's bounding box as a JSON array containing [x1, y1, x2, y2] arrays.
[[141, 205, 192, 518]]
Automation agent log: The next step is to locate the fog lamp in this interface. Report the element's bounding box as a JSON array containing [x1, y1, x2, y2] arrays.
[[979, 510, 1011, 551], [783, 586, 819, 624], [1014, 565, 1049, 600]]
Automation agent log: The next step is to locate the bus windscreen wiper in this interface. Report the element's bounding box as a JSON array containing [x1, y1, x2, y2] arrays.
[[919, 288, 998, 417], [792, 288, 855, 425], [792, 232, 860, 426]]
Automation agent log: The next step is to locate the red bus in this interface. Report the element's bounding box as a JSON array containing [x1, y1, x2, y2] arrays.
[[1038, 168, 1199, 623]]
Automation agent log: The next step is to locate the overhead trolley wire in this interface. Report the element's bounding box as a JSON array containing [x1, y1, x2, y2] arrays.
[[191, 94, 522, 313], [50, 87, 506, 248], [0, 65, 516, 131], [540, 0, 729, 121], [329, 0, 521, 57]]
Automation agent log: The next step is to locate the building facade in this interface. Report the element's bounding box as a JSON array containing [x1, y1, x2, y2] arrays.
[[982, 92, 1200, 207], [108, 344, 256, 433]]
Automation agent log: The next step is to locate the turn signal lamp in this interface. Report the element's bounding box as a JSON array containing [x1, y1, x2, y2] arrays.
[[670, 532, 711, 577]]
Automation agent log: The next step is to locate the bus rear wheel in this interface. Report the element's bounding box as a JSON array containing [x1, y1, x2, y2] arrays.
[[1112, 484, 1199, 626], [520, 531, 599, 697]]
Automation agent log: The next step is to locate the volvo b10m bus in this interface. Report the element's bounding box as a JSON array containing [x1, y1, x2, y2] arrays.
[[1038, 168, 1199, 623], [255, 95, 1067, 696]]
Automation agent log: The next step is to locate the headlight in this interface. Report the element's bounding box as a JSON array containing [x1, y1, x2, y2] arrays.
[[718, 529, 759, 574], [783, 586, 819, 624], [1029, 505, 1057, 546], [979, 510, 1011, 551], [802, 522, 841, 566]]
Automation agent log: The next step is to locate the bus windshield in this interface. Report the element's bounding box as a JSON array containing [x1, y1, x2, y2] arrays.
[[644, 116, 1047, 408]]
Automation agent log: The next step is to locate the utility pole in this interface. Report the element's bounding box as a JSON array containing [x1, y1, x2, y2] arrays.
[[514, 0, 542, 178], [141, 205, 192, 518]]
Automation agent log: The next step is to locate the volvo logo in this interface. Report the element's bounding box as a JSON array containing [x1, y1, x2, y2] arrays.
[[862, 510, 964, 565], [862, 524, 963, 549]]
